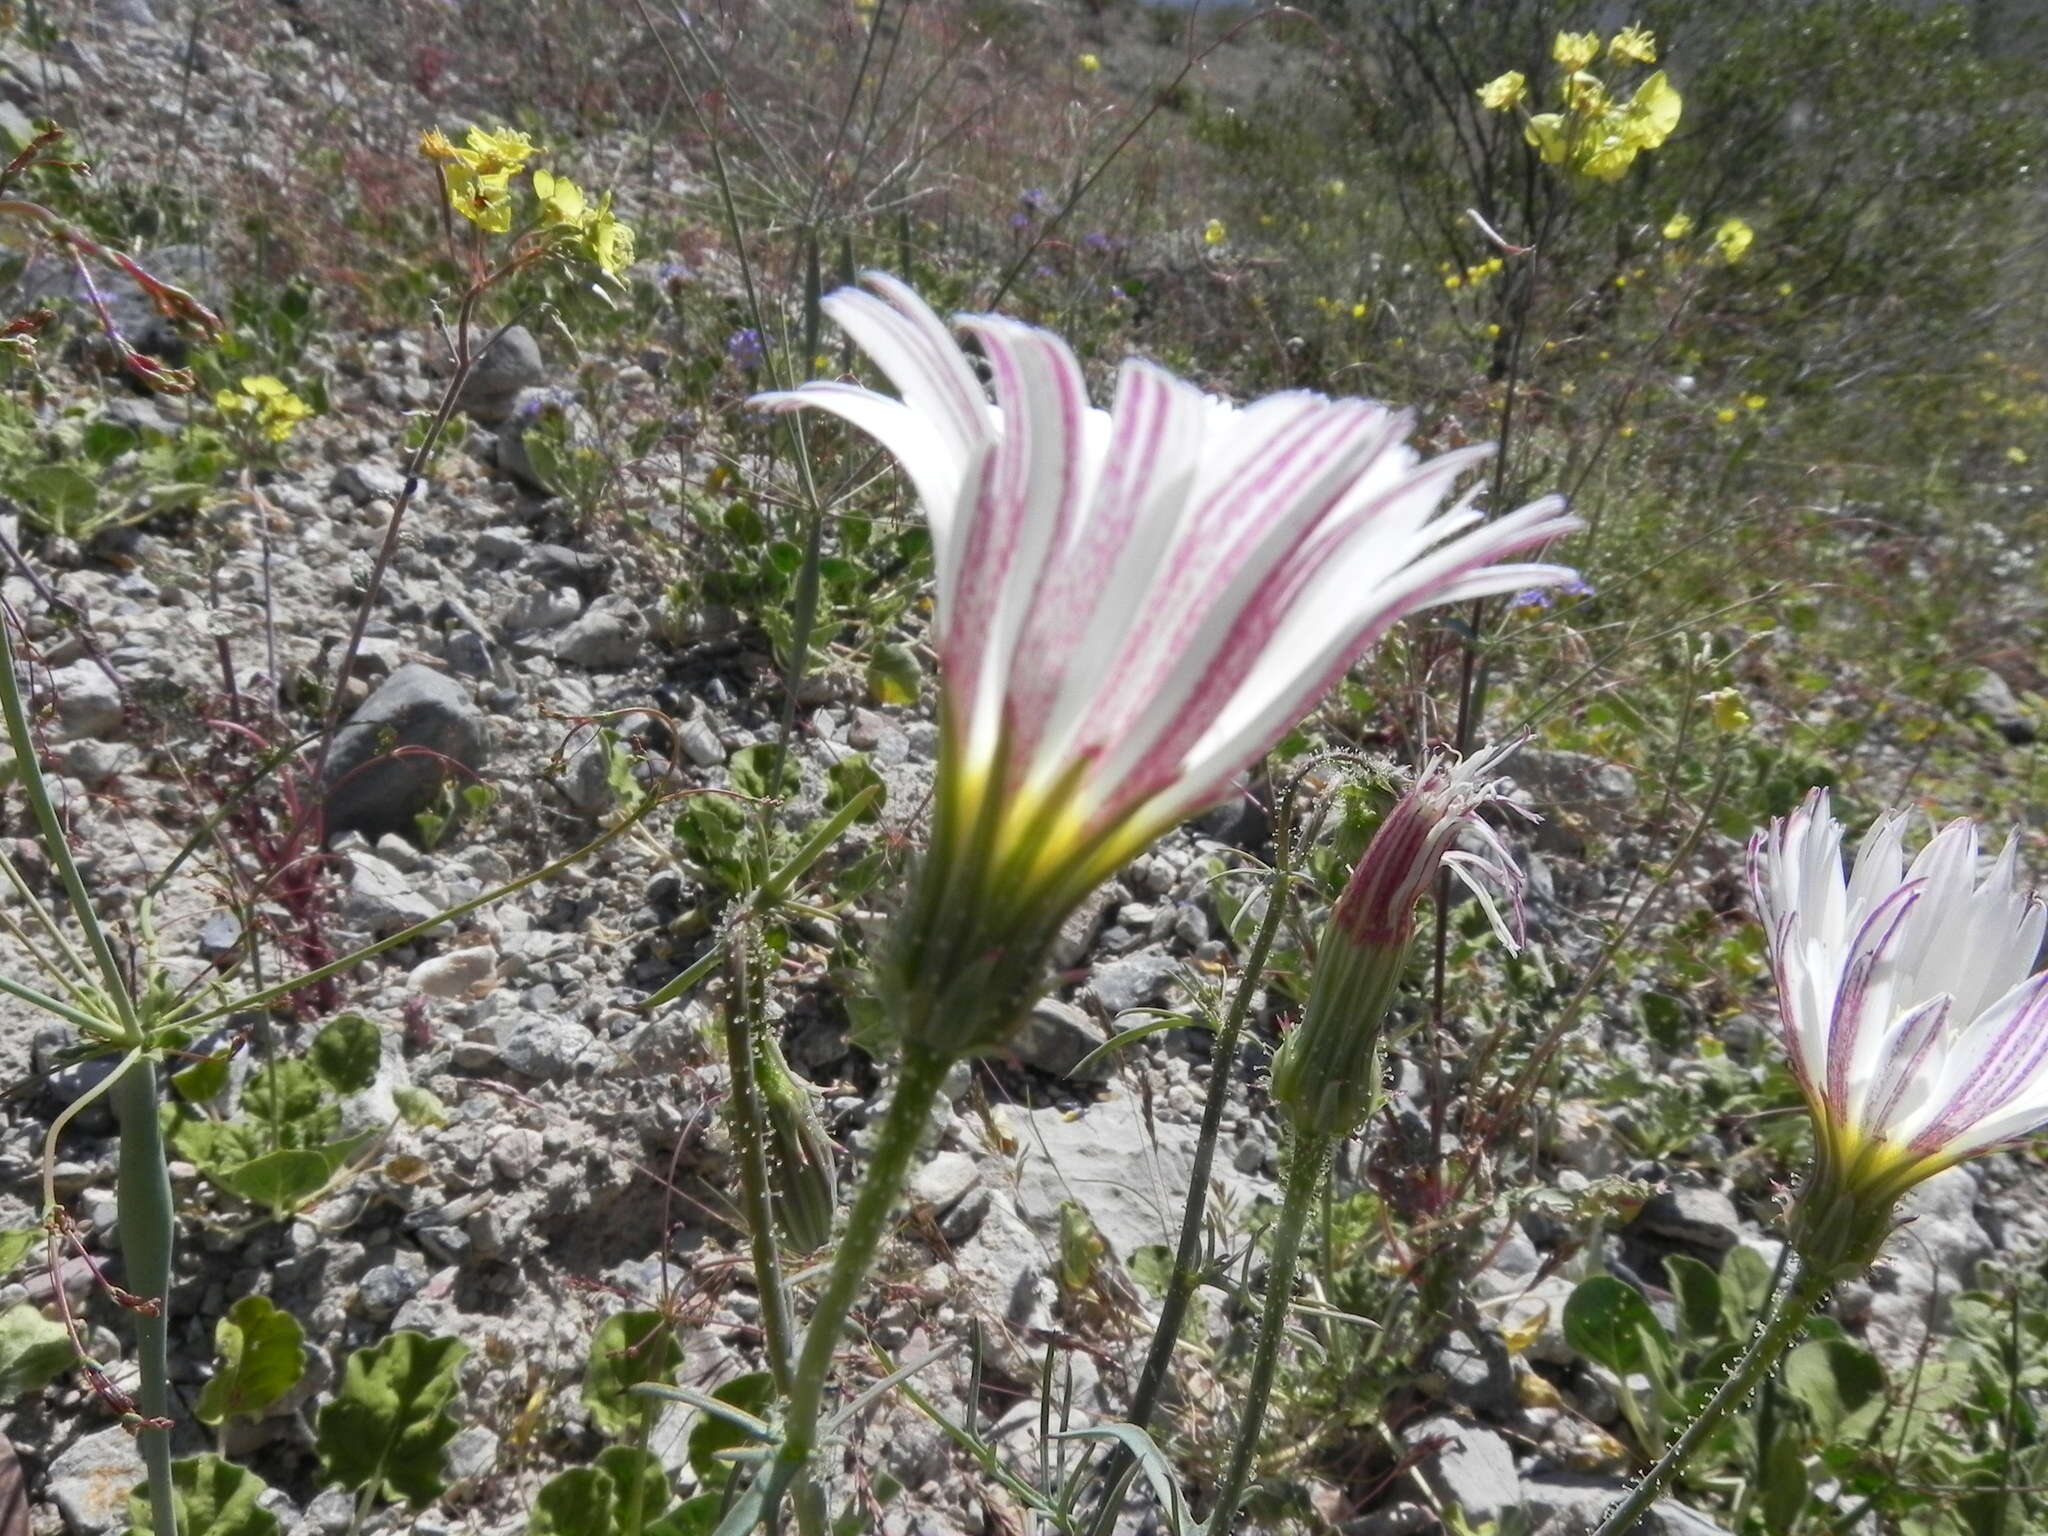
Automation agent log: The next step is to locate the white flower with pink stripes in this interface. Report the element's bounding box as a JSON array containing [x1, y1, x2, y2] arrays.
[[1751, 789, 2048, 1260], [754, 275, 1580, 1054]]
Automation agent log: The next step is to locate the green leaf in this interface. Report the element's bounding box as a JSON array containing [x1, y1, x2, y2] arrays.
[[316, 1331, 468, 1508], [1663, 1254, 1723, 1344], [125, 1454, 280, 1536], [529, 1467, 613, 1536], [865, 643, 920, 706], [728, 744, 796, 800], [0, 1302, 72, 1399], [17, 464, 97, 533], [309, 1013, 382, 1094], [582, 1312, 683, 1439], [1563, 1276, 1671, 1377], [824, 754, 885, 821], [1127, 1244, 1174, 1298], [687, 1372, 776, 1490], [393, 1085, 448, 1127], [1784, 1337, 1887, 1441], [1719, 1245, 1776, 1337], [172, 1044, 233, 1103], [648, 1493, 721, 1536], [1760, 1426, 1809, 1536], [81, 419, 138, 464], [217, 1148, 340, 1217], [195, 1296, 305, 1426], [0, 1227, 39, 1278]]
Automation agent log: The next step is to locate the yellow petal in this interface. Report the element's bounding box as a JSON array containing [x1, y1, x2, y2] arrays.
[[1552, 30, 1599, 71], [1622, 71, 1682, 149]]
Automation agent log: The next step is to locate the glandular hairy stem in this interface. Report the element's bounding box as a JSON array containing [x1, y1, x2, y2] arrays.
[[1590, 1254, 1836, 1536], [1205, 1132, 1332, 1534]]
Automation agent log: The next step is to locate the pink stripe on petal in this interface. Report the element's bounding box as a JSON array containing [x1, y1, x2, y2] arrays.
[[1825, 880, 1924, 1112], [1912, 973, 2048, 1154], [1859, 993, 1950, 1137]]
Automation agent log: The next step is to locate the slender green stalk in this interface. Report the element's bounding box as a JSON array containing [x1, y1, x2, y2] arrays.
[[1087, 765, 1315, 1535], [115, 1056, 178, 1536], [773, 1044, 953, 1510], [1590, 1258, 1835, 1536], [1205, 1133, 1331, 1534], [723, 947, 796, 1395]]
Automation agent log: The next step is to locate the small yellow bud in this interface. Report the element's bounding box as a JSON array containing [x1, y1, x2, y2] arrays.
[[1713, 216, 1755, 265], [1078, 52, 1100, 72], [1351, 301, 1369, 319], [1702, 687, 1752, 733], [1608, 25, 1657, 64], [2009, 446, 2031, 464], [1203, 218, 1226, 246], [1716, 407, 1738, 425], [1552, 30, 1601, 71], [1661, 211, 1693, 240], [1477, 70, 1527, 111], [1743, 393, 1767, 412]]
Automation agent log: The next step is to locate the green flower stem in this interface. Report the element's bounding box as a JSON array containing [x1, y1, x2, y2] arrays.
[[1590, 1257, 1836, 1536], [1205, 1132, 1331, 1535], [1088, 771, 1301, 1536], [115, 1054, 178, 1536], [773, 1043, 953, 1509], [722, 948, 795, 1395]]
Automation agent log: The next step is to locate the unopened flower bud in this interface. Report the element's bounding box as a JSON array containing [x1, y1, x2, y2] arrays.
[[754, 1031, 837, 1252], [1270, 744, 1531, 1142]]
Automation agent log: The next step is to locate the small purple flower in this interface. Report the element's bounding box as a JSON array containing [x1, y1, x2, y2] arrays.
[[1509, 588, 1556, 612], [1559, 574, 1596, 599], [1008, 211, 1033, 231], [727, 327, 766, 373], [657, 260, 695, 286], [512, 387, 576, 425], [1082, 230, 1114, 254], [1021, 188, 1050, 212]]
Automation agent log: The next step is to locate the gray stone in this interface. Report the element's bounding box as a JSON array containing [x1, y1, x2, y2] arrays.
[[330, 459, 410, 506], [678, 716, 725, 768], [1857, 1165, 1992, 1368], [1522, 1474, 1733, 1535], [322, 664, 490, 839], [357, 1262, 424, 1318], [444, 629, 494, 678], [1083, 949, 1182, 1015], [497, 1014, 597, 1081], [455, 325, 547, 427], [1009, 998, 1112, 1081], [1631, 1186, 1741, 1253], [553, 595, 647, 670], [524, 543, 614, 597], [342, 852, 439, 934], [988, 1089, 1265, 1264], [43, 659, 122, 740], [1429, 1329, 1515, 1416], [1966, 668, 2035, 744], [505, 584, 583, 637], [556, 723, 617, 814], [297, 1484, 358, 1536], [407, 945, 497, 1000], [474, 525, 531, 562], [47, 1425, 147, 1535], [445, 1424, 500, 1485], [1403, 1416, 1520, 1527]]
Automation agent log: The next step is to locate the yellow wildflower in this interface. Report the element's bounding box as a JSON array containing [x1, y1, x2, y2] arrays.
[[2008, 446, 2031, 465], [217, 375, 312, 444], [449, 172, 513, 233], [1524, 113, 1570, 166], [1078, 52, 1100, 73], [461, 125, 538, 176], [1716, 407, 1738, 425], [584, 195, 635, 277], [1714, 216, 1755, 264], [531, 169, 588, 228], [1351, 301, 1369, 319], [1743, 393, 1767, 412], [1702, 687, 1752, 733], [1484, 323, 1501, 338], [1203, 219, 1226, 246], [1618, 423, 1636, 438], [418, 128, 461, 163], [1620, 71, 1681, 149], [1563, 71, 1608, 116], [1553, 30, 1600, 71], [1662, 211, 1693, 240], [1477, 70, 1527, 111], [1608, 25, 1657, 64], [1444, 274, 1463, 290]]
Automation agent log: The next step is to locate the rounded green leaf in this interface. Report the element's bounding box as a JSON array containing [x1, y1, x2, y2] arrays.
[[1785, 1337, 1887, 1440], [582, 1312, 683, 1439], [687, 1372, 775, 1490], [316, 1331, 468, 1508], [309, 1013, 382, 1094], [125, 1454, 279, 1536], [0, 1302, 72, 1399], [1562, 1275, 1671, 1376], [196, 1296, 306, 1426]]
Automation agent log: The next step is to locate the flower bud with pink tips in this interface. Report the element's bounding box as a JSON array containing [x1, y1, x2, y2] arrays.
[[753, 274, 1581, 1059], [1751, 788, 2048, 1272], [1272, 742, 1534, 1141]]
